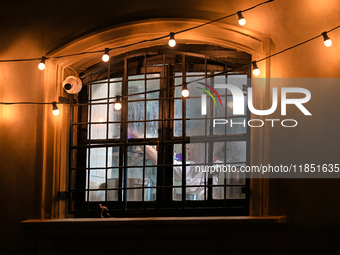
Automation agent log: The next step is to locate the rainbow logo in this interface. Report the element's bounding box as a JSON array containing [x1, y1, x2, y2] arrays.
[[196, 82, 222, 115]]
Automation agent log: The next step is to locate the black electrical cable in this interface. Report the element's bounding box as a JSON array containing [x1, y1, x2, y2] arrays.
[[0, 0, 275, 63]]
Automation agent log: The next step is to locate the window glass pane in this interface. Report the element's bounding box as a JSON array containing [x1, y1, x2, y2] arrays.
[[107, 177, 119, 201], [109, 104, 122, 122], [108, 123, 121, 139], [90, 124, 107, 139], [128, 122, 144, 138], [87, 169, 106, 201], [91, 82, 108, 100], [174, 120, 182, 137], [226, 167, 246, 199], [146, 121, 158, 138], [88, 191, 105, 201], [186, 98, 202, 118], [128, 102, 145, 121], [214, 75, 227, 96], [186, 119, 206, 136], [87, 148, 106, 168], [226, 141, 246, 162], [228, 117, 247, 134], [174, 99, 182, 119], [109, 80, 122, 101], [227, 74, 248, 91], [146, 74, 160, 99], [107, 147, 119, 168], [90, 104, 107, 122], [127, 146, 143, 166], [146, 100, 159, 120], [173, 143, 208, 201], [214, 96, 226, 118], [128, 75, 145, 100], [175, 76, 182, 98], [173, 143, 183, 201], [88, 169, 106, 189]]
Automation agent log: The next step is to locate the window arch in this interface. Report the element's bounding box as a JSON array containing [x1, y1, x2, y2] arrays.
[[44, 19, 272, 218]]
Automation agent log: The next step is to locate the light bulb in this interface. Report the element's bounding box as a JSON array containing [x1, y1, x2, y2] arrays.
[[322, 32, 332, 47], [53, 109, 60, 116], [114, 95, 122, 110], [114, 102, 122, 110], [237, 11, 246, 26], [252, 61, 260, 76], [38, 57, 46, 70], [102, 48, 110, 62], [181, 83, 189, 97], [52, 101, 59, 116], [168, 32, 176, 47], [181, 89, 189, 97]]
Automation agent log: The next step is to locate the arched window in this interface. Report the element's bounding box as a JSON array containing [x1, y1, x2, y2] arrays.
[[69, 44, 251, 217]]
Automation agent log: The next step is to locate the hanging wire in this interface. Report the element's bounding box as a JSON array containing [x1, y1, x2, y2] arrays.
[[0, 0, 275, 63], [0, 1, 340, 106]]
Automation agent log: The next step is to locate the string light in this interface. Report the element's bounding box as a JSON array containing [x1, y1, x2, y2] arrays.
[[0, 1, 282, 64], [52, 101, 59, 116], [168, 32, 176, 47], [181, 82, 189, 97], [322, 32, 332, 47], [38, 57, 46, 70], [114, 95, 122, 110], [237, 11, 246, 26], [252, 61, 260, 76], [102, 48, 110, 62], [1, 0, 340, 111]]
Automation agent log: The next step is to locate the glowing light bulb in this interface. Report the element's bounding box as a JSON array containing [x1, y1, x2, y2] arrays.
[[252, 61, 260, 76], [114, 95, 122, 110], [181, 89, 189, 97], [237, 11, 246, 26], [38, 57, 46, 70], [102, 48, 110, 62], [52, 101, 59, 116], [322, 32, 332, 47], [168, 32, 176, 47], [114, 102, 122, 110], [181, 83, 189, 97]]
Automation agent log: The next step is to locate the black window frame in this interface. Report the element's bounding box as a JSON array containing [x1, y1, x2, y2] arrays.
[[69, 45, 251, 217]]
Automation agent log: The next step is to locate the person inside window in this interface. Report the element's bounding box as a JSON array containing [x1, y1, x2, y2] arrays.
[[128, 129, 224, 200]]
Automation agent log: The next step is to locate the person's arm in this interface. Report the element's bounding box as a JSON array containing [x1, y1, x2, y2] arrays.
[[128, 129, 157, 165], [144, 144, 157, 165]]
